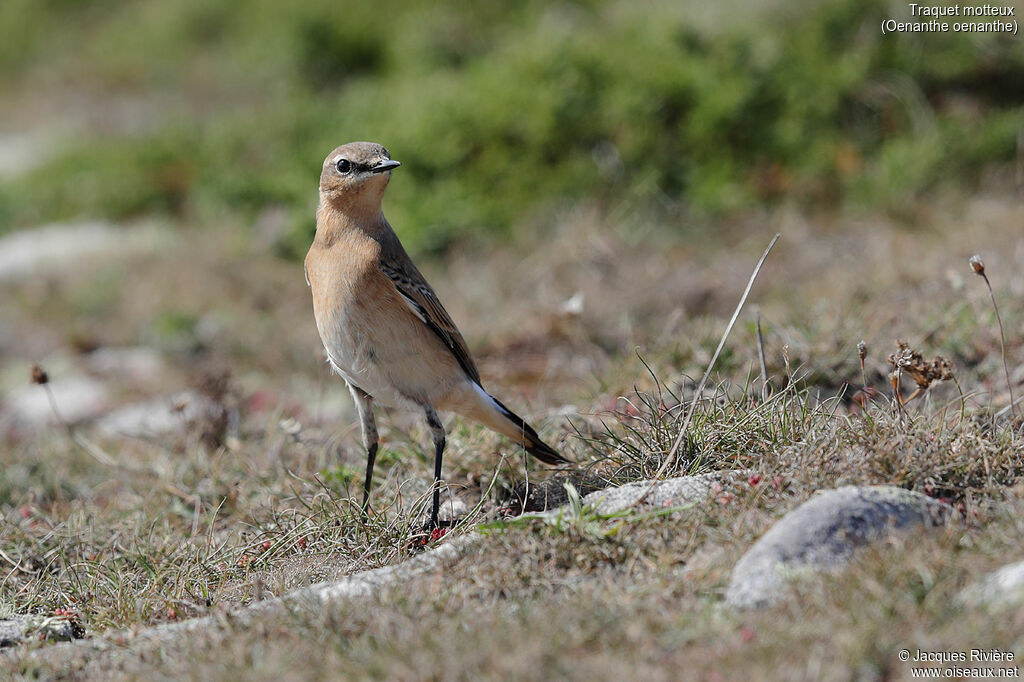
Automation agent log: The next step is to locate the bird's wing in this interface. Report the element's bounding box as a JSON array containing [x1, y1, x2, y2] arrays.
[[379, 260, 482, 385]]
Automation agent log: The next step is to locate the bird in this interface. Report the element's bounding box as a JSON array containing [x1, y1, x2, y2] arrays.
[[304, 141, 569, 529]]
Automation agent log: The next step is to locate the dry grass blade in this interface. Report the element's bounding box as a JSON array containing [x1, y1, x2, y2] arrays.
[[756, 310, 770, 400], [637, 232, 781, 500]]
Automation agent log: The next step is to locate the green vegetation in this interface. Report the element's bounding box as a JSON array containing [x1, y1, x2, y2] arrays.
[[1, 0, 1021, 253]]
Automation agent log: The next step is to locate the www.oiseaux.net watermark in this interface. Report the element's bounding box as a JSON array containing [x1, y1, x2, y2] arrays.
[[899, 648, 1020, 678], [882, 3, 1019, 34]]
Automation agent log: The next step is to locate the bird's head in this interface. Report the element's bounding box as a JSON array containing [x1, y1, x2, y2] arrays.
[[318, 141, 400, 211]]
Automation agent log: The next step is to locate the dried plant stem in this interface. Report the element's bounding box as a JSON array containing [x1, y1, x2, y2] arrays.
[[980, 272, 1018, 420], [857, 341, 868, 389], [755, 310, 770, 400], [639, 232, 781, 498], [890, 371, 907, 421], [41, 382, 118, 467], [995, 394, 1024, 421]]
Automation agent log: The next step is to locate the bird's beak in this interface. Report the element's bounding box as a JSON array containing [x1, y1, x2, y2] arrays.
[[371, 159, 401, 173]]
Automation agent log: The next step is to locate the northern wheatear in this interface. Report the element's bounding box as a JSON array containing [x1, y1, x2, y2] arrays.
[[305, 142, 568, 529]]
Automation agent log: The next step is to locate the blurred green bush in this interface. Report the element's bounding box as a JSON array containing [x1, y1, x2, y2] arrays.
[[0, 0, 1020, 254]]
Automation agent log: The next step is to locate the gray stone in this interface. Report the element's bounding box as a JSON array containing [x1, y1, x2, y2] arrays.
[[581, 472, 736, 515], [0, 132, 52, 179], [438, 499, 469, 523], [3, 376, 109, 428], [85, 347, 165, 384], [0, 614, 83, 648], [725, 486, 952, 609], [95, 391, 220, 438], [958, 559, 1024, 609], [0, 221, 166, 283]]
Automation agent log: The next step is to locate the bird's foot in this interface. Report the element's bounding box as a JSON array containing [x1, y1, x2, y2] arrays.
[[405, 518, 458, 548], [408, 518, 458, 550]]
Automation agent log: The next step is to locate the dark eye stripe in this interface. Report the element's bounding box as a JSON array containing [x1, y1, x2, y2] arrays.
[[335, 159, 382, 175]]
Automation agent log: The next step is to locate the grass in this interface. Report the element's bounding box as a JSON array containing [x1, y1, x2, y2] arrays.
[[0, 183, 1022, 678], [89, 501, 1024, 681]]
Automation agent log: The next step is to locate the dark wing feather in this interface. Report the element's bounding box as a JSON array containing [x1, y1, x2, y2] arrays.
[[379, 261, 482, 385]]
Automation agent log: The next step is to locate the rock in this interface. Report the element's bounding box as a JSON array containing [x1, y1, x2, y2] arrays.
[[0, 132, 52, 179], [725, 486, 952, 609], [95, 391, 220, 438], [86, 347, 165, 384], [0, 614, 83, 647], [3, 376, 109, 428], [958, 559, 1024, 609], [558, 291, 585, 316], [502, 472, 735, 516], [438, 499, 470, 523], [581, 472, 736, 515], [0, 221, 166, 284]]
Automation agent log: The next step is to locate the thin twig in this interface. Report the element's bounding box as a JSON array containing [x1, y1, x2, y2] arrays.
[[994, 393, 1024, 421], [984, 275, 1016, 420], [41, 383, 118, 467], [637, 233, 781, 502], [891, 368, 906, 421], [755, 310, 770, 401], [970, 255, 1018, 421]]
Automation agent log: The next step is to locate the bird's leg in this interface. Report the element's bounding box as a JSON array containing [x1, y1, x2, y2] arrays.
[[424, 406, 446, 529], [362, 442, 378, 515], [349, 386, 378, 517]]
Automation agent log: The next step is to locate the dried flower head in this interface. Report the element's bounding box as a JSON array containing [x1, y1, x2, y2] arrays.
[[30, 364, 49, 385], [969, 254, 985, 276], [887, 341, 953, 405], [857, 340, 867, 362]]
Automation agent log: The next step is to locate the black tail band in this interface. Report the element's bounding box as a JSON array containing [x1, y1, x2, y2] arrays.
[[490, 395, 570, 465]]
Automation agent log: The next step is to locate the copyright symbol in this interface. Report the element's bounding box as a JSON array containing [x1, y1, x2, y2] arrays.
[[899, 649, 910, 661]]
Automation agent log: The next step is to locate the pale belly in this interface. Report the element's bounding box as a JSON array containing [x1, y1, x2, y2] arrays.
[[310, 269, 463, 413], [319, 323, 418, 411]]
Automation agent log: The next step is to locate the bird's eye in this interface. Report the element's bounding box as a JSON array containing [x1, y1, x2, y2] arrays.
[[335, 159, 352, 174]]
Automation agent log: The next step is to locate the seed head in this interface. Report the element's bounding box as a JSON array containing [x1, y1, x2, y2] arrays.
[[30, 364, 49, 385], [857, 341, 867, 362], [968, 254, 985, 276]]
